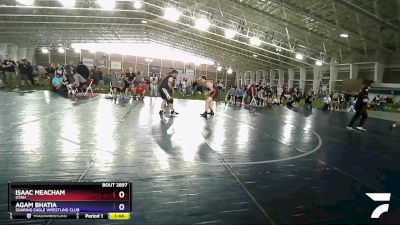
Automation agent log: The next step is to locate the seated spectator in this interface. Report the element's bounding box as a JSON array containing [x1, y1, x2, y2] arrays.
[[135, 81, 147, 100], [272, 95, 280, 105], [111, 74, 125, 99], [228, 86, 236, 103], [51, 67, 68, 95], [256, 87, 264, 106], [67, 73, 87, 95], [347, 96, 356, 113], [235, 88, 244, 106], [286, 95, 295, 108]]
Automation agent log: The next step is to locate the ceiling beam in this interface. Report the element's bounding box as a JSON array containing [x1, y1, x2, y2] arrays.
[[267, 0, 395, 54], [335, 0, 400, 33]]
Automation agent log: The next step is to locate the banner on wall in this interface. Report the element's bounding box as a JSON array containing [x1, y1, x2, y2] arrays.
[[185, 69, 194, 75], [150, 66, 160, 73], [96, 59, 107, 68], [176, 69, 184, 75], [111, 61, 122, 70], [82, 58, 93, 67]]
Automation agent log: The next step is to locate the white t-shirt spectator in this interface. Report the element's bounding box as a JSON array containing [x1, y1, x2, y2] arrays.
[[323, 96, 331, 104], [277, 87, 283, 96]]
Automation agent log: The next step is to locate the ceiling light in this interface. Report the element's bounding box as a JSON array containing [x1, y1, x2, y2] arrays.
[[295, 53, 303, 60], [89, 49, 96, 54], [194, 62, 201, 66], [98, 0, 115, 10], [16, 0, 34, 5], [133, 0, 142, 9], [217, 66, 222, 71], [340, 33, 349, 38], [250, 37, 261, 46], [58, 47, 65, 54], [74, 48, 81, 54], [141, 20, 147, 24], [224, 29, 236, 39], [227, 68, 233, 74], [164, 7, 181, 22], [195, 17, 210, 31], [315, 60, 323, 66], [41, 48, 48, 54], [59, 0, 75, 8], [253, 54, 257, 58]]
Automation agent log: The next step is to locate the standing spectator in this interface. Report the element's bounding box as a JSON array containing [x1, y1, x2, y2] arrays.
[[46, 64, 55, 80], [18, 60, 31, 87], [27, 61, 35, 85], [133, 71, 142, 92], [149, 72, 158, 97], [90, 66, 100, 88], [347, 86, 369, 131], [76, 62, 90, 79], [323, 95, 332, 111], [182, 78, 187, 96], [304, 93, 314, 111], [0, 57, 4, 85], [321, 85, 327, 96], [277, 86, 283, 103], [37, 65, 47, 85], [380, 96, 386, 111], [65, 61, 75, 83], [1, 55, 17, 87], [125, 68, 136, 97]]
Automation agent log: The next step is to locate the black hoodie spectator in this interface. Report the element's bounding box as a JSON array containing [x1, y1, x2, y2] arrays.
[[355, 89, 369, 111], [76, 62, 90, 79]]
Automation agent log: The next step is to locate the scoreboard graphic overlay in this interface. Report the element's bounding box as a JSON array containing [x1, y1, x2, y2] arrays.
[[8, 182, 132, 220]]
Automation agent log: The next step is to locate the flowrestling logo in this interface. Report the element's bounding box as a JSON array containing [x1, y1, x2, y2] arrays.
[[366, 193, 391, 219]]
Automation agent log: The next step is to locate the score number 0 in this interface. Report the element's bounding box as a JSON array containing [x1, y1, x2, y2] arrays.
[[118, 191, 125, 211]]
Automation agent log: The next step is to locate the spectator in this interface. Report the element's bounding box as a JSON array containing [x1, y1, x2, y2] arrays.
[[277, 86, 283, 103], [149, 72, 158, 97], [235, 87, 244, 106], [135, 81, 147, 100], [76, 62, 90, 79], [228, 86, 236, 103], [65, 61, 75, 83], [1, 55, 17, 87], [347, 96, 356, 113], [37, 65, 47, 84], [18, 60, 31, 87], [67, 73, 87, 95], [46, 64, 55, 79], [304, 93, 314, 111], [323, 95, 332, 111], [90, 66, 100, 88], [52, 67, 68, 95], [27, 61, 35, 85]]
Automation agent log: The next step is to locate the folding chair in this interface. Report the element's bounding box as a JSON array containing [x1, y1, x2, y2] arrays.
[[84, 79, 94, 97]]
